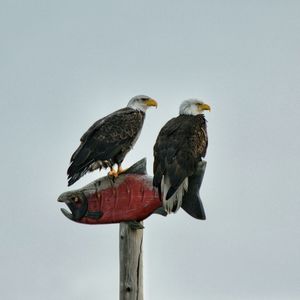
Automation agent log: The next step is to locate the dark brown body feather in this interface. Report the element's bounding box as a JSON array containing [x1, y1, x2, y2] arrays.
[[68, 107, 145, 186], [153, 114, 208, 200]]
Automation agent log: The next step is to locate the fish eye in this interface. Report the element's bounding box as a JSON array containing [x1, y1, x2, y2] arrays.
[[71, 196, 79, 202]]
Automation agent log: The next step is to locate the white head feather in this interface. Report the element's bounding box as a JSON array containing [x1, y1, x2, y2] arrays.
[[127, 95, 157, 112], [179, 99, 210, 115]]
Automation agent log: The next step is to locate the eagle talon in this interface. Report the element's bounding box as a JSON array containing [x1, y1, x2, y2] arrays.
[[108, 169, 119, 178], [117, 166, 128, 175]]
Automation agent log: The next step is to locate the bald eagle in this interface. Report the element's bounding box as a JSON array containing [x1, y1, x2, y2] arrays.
[[153, 99, 210, 215], [67, 95, 157, 186]]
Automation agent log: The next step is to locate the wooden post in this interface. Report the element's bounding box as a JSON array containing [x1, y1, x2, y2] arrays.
[[119, 222, 144, 300]]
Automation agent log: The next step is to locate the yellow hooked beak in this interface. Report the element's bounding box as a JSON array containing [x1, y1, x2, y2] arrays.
[[145, 98, 158, 108], [199, 103, 211, 112]]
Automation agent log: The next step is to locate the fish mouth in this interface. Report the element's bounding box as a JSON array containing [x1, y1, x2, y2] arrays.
[[60, 207, 74, 220]]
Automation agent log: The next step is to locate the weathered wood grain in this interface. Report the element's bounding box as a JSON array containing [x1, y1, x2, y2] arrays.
[[119, 222, 144, 300]]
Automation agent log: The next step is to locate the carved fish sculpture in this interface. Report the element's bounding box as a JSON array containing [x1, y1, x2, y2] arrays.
[[57, 158, 207, 225]]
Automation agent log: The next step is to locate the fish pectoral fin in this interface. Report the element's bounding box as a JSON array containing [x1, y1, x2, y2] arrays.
[[127, 221, 144, 230], [153, 207, 168, 217], [85, 211, 103, 220]]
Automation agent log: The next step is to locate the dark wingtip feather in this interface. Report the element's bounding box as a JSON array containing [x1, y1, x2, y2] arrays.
[[67, 180, 74, 186], [153, 171, 163, 188], [67, 161, 85, 186], [67, 165, 90, 186], [166, 187, 177, 200], [152, 177, 159, 188], [67, 175, 78, 186], [158, 185, 162, 199]]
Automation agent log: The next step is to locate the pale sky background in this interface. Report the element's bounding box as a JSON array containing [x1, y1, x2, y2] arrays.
[[1, 1, 300, 299]]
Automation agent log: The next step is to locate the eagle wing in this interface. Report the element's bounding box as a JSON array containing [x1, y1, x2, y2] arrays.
[[68, 108, 144, 185], [153, 114, 207, 200]]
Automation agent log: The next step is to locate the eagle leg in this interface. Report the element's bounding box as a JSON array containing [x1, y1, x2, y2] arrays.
[[117, 164, 128, 175], [108, 167, 118, 178]]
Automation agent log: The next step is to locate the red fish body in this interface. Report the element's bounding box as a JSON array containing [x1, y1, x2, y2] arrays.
[[80, 175, 161, 224]]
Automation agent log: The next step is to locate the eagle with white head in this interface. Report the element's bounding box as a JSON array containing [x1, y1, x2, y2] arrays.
[[67, 95, 157, 186], [153, 99, 210, 215]]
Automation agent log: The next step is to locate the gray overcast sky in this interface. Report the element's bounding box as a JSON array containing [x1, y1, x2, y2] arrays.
[[1, 1, 300, 299]]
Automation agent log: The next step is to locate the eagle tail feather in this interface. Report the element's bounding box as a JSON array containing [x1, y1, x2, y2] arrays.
[[161, 176, 188, 214]]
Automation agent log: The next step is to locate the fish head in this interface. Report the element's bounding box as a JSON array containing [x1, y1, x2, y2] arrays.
[[58, 191, 88, 222]]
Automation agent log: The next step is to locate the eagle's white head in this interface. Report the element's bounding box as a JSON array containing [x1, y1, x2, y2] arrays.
[[179, 99, 211, 116], [127, 95, 158, 112]]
